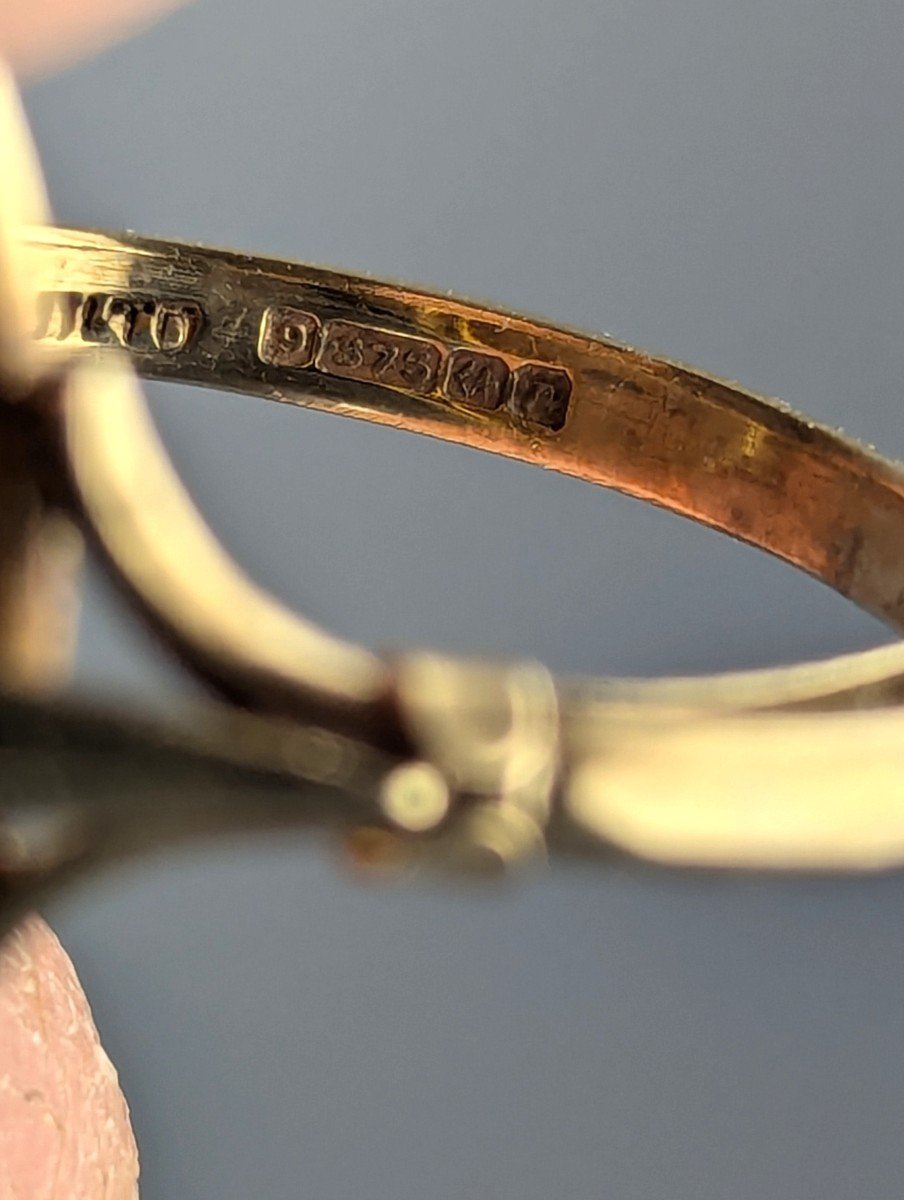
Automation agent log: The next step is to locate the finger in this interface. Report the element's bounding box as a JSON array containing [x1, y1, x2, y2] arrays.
[[0, 0, 189, 77], [0, 915, 139, 1199]]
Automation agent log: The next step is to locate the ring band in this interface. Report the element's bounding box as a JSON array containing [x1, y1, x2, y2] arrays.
[[23, 225, 904, 715], [16, 223, 904, 875]]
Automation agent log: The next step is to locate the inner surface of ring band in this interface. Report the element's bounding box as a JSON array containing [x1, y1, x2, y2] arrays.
[[25, 226, 904, 718]]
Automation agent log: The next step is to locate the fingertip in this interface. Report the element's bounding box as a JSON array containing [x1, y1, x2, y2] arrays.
[[0, 0, 189, 77], [0, 915, 140, 1199]]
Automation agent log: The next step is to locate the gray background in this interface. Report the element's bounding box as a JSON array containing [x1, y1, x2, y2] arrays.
[[21, 1, 904, 1196]]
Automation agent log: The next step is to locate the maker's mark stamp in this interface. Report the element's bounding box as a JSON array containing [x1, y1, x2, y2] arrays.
[[34, 291, 202, 354], [81, 293, 202, 354]]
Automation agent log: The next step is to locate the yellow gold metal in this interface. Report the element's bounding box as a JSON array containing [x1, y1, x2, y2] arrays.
[[379, 762, 450, 834], [567, 707, 904, 871], [26, 224, 904, 644], [22, 224, 904, 717]]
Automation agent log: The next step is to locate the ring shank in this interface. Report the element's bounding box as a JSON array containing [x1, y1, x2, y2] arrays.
[[23, 227, 904, 719]]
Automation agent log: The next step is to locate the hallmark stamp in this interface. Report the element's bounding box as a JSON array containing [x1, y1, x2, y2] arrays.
[[316, 321, 442, 396], [508, 364, 572, 431], [258, 305, 321, 368], [442, 348, 509, 411], [81, 293, 202, 354]]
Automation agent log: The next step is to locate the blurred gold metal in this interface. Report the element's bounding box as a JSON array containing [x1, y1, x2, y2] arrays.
[[0, 66, 82, 695], [10, 64, 904, 926], [0, 67, 399, 936], [567, 707, 904, 871]]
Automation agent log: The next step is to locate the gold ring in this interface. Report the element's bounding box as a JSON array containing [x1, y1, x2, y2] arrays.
[[12, 224, 904, 875], [24, 224, 904, 713], [6, 56, 904, 888]]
